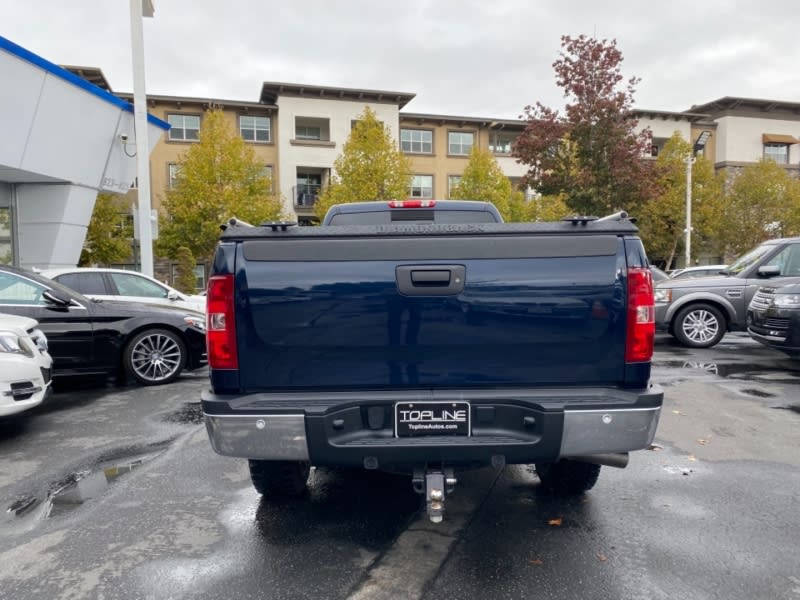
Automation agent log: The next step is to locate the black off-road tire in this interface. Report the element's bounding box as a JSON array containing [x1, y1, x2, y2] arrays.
[[248, 460, 310, 498], [535, 460, 601, 495], [672, 303, 726, 348]]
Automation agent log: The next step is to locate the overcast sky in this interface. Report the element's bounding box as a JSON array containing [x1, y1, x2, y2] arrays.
[[5, 0, 800, 119]]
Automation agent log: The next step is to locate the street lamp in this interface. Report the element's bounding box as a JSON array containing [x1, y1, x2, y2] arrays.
[[130, 0, 155, 276], [684, 130, 713, 267]]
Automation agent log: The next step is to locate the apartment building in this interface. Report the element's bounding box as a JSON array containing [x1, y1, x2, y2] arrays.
[[59, 69, 800, 286]]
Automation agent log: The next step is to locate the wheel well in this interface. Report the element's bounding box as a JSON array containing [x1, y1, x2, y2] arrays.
[[672, 300, 731, 332]]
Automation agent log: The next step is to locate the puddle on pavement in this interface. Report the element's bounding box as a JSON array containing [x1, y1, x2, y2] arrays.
[[741, 388, 777, 398], [162, 402, 204, 425], [3, 448, 165, 531], [653, 359, 800, 385], [772, 403, 800, 414]]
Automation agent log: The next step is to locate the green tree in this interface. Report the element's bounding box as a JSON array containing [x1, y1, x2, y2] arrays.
[[717, 160, 800, 257], [510, 193, 572, 223], [637, 133, 725, 269], [449, 147, 514, 218], [173, 246, 197, 294], [514, 35, 655, 217], [314, 107, 411, 220], [79, 193, 131, 266], [158, 109, 284, 263]]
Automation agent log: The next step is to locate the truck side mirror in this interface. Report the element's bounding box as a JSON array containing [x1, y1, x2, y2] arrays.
[[757, 265, 781, 278]]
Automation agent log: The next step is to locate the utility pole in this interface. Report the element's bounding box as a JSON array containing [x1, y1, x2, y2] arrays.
[[129, 0, 155, 276]]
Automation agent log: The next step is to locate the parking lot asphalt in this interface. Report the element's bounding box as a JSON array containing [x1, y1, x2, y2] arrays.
[[0, 333, 798, 600]]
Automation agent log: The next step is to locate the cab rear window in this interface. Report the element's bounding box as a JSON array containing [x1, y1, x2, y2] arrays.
[[327, 210, 498, 225]]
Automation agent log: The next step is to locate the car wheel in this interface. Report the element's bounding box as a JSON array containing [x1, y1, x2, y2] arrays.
[[673, 303, 726, 348], [535, 460, 601, 495], [124, 328, 186, 385], [249, 460, 310, 498]]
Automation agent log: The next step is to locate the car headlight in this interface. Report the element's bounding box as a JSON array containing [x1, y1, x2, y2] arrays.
[[773, 293, 800, 308], [654, 288, 672, 303], [0, 331, 35, 358], [184, 316, 206, 332]]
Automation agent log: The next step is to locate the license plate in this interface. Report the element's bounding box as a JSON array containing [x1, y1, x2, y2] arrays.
[[395, 402, 471, 437]]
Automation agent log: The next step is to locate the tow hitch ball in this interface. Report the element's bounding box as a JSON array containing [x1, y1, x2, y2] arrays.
[[413, 467, 457, 523]]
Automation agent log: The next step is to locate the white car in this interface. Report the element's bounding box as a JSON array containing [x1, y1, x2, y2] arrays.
[[0, 313, 52, 417], [669, 264, 728, 280], [40, 268, 206, 313]]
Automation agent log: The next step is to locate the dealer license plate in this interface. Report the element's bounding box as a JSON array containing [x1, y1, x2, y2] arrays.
[[395, 402, 471, 437]]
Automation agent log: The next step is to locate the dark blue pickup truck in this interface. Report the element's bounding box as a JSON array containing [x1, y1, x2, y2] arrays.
[[201, 204, 662, 521]]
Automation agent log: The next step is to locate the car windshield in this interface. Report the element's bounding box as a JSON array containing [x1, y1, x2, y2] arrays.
[[725, 244, 773, 275]]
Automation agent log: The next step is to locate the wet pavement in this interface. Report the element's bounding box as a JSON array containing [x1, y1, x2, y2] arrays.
[[0, 333, 798, 599]]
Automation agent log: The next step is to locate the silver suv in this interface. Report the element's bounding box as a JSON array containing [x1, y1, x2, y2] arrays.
[[654, 237, 800, 348]]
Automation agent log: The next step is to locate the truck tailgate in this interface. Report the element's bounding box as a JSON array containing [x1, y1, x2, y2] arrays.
[[234, 232, 626, 391]]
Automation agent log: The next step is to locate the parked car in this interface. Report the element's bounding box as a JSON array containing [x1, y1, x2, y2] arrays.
[[654, 236, 800, 348], [650, 266, 670, 283], [0, 313, 52, 416], [0, 265, 206, 385], [747, 279, 800, 358], [669, 264, 728, 280], [40, 268, 206, 313]]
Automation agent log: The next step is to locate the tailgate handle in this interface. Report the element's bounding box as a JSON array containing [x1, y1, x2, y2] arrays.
[[396, 265, 466, 296]]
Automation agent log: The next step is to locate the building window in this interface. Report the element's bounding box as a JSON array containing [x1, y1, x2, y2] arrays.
[[409, 175, 434, 199], [448, 175, 462, 198], [400, 129, 433, 154], [168, 164, 182, 190], [167, 114, 200, 141], [170, 264, 207, 292], [296, 125, 321, 140], [489, 133, 516, 155], [448, 131, 474, 156], [240, 115, 271, 143], [764, 143, 789, 164], [0, 207, 12, 265], [294, 117, 331, 142], [258, 165, 274, 192]]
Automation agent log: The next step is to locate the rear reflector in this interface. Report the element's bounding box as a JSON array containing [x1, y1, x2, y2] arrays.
[[625, 267, 655, 363], [388, 199, 436, 208], [206, 274, 238, 369]]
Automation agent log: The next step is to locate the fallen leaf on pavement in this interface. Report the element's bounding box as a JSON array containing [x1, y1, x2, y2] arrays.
[[647, 444, 663, 451], [671, 410, 687, 416], [687, 454, 697, 462], [529, 559, 544, 565], [597, 552, 608, 562], [548, 517, 563, 526], [697, 438, 709, 445]]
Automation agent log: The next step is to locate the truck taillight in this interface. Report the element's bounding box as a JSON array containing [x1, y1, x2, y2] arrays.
[[388, 199, 436, 208], [206, 274, 238, 369], [625, 267, 655, 363]]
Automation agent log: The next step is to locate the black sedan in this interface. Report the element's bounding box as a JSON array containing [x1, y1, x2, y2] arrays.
[[0, 265, 207, 385]]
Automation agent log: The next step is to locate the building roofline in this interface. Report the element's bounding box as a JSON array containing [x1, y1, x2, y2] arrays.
[[633, 108, 712, 122], [61, 65, 112, 92], [260, 81, 416, 108], [0, 36, 169, 130], [116, 92, 278, 111], [400, 112, 526, 129], [688, 96, 800, 114]]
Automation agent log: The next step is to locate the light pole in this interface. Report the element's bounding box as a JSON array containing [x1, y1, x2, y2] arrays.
[[684, 130, 713, 268], [130, 0, 155, 276], [683, 153, 695, 268]]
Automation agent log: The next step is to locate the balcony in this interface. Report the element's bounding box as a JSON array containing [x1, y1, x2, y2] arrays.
[[293, 184, 321, 209]]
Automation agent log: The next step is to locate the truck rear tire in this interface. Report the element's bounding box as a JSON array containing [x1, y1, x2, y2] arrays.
[[535, 460, 601, 495], [248, 460, 310, 498]]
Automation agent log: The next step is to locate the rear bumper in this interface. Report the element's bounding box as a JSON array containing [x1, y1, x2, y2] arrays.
[[202, 385, 663, 469]]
